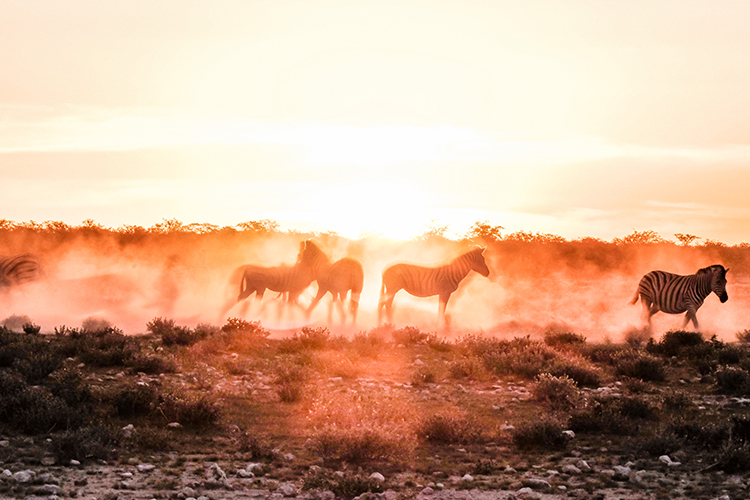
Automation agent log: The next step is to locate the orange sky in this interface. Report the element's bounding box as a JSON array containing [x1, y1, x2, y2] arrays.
[[2, 1, 750, 242]]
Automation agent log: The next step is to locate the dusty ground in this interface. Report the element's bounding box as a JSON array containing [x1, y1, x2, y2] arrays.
[[1, 327, 749, 500]]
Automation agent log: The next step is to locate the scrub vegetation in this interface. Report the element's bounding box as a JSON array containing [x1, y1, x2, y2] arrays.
[[1, 319, 750, 498]]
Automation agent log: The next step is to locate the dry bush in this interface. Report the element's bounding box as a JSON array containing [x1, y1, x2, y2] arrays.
[[714, 366, 750, 395], [533, 373, 580, 412], [417, 412, 492, 444], [511, 419, 568, 450], [737, 329, 750, 344], [613, 351, 666, 382], [543, 330, 586, 350], [306, 391, 417, 464], [623, 327, 651, 348], [448, 356, 491, 381], [159, 394, 222, 429]]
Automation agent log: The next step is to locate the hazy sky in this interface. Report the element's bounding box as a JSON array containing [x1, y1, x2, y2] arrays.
[[2, 1, 750, 242]]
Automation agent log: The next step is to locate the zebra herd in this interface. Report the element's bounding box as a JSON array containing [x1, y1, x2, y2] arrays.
[[223, 240, 730, 331], [0, 244, 732, 331], [221, 239, 487, 326]]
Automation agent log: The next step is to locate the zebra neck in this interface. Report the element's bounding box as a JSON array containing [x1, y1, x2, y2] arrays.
[[695, 273, 713, 299], [449, 255, 473, 280]]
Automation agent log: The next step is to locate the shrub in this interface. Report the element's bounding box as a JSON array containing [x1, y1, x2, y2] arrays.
[[716, 440, 750, 473], [638, 434, 684, 457], [417, 414, 488, 444], [549, 361, 602, 388], [623, 327, 651, 348], [351, 330, 387, 358], [12, 350, 64, 384], [736, 329, 750, 344], [128, 355, 177, 375], [479, 337, 560, 379], [48, 367, 93, 408], [662, 390, 692, 410], [146, 317, 176, 336], [614, 351, 666, 382], [221, 317, 269, 338], [717, 346, 742, 365], [237, 432, 276, 459], [159, 395, 221, 429], [392, 326, 434, 346], [534, 373, 580, 411], [161, 326, 200, 347], [714, 366, 750, 395], [311, 428, 412, 463], [568, 396, 657, 436], [544, 331, 586, 349], [511, 419, 568, 450], [648, 330, 704, 357], [131, 426, 174, 450], [51, 426, 114, 463], [448, 357, 488, 381], [22, 322, 41, 334], [109, 383, 160, 418], [411, 368, 437, 386], [303, 470, 384, 497], [582, 344, 626, 365], [294, 326, 331, 349], [2, 314, 33, 332]]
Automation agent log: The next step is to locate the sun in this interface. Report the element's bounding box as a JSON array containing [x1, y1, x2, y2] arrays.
[[309, 181, 434, 240]]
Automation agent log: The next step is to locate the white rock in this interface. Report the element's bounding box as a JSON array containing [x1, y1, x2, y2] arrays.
[[0, 441, 8, 447], [13, 470, 35, 483], [70, 459, 81, 466], [562, 430, 575, 439], [561, 464, 581, 475], [122, 424, 135, 439], [420, 486, 434, 496], [246, 463, 264, 475], [277, 482, 297, 497], [167, 422, 183, 428], [283, 453, 295, 462], [461, 474, 474, 482], [137, 464, 156, 473], [369, 472, 385, 482]]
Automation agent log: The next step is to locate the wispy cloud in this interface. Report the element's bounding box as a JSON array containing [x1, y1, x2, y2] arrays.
[[2, 105, 750, 167]]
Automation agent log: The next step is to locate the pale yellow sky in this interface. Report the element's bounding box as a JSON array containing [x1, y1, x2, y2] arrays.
[[2, 1, 750, 241]]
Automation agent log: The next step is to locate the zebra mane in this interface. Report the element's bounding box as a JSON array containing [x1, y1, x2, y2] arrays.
[[697, 264, 726, 276]]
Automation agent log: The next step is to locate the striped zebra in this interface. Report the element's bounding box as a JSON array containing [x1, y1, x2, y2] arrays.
[[306, 257, 365, 325], [221, 240, 329, 320], [378, 247, 490, 326], [0, 253, 42, 287], [631, 264, 729, 330]]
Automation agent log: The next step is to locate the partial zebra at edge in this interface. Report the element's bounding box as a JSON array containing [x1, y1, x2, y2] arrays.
[[0, 253, 42, 287]]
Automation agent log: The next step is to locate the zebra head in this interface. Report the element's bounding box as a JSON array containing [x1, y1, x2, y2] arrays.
[[701, 264, 729, 303], [297, 239, 331, 277], [470, 247, 491, 277]]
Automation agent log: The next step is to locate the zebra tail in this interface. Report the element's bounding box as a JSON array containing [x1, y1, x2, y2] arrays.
[[630, 290, 640, 305]]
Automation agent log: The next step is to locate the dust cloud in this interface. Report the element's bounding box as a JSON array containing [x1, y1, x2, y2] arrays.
[[1, 222, 748, 342]]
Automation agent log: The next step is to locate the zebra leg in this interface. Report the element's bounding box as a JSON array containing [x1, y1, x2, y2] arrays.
[[306, 288, 327, 320], [350, 291, 360, 325], [333, 293, 346, 324], [683, 310, 700, 331], [438, 293, 451, 328]]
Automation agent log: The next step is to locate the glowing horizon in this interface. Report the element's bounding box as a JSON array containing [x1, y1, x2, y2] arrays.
[[2, 1, 750, 244]]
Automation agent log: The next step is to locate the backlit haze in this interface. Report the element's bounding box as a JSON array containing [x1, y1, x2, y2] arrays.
[[3, 1, 750, 243]]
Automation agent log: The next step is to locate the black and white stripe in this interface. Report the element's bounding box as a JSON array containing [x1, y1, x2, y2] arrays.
[[631, 264, 729, 330], [0, 254, 42, 287], [378, 247, 490, 325]]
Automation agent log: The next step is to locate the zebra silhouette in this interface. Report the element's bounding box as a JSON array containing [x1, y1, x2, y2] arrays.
[[378, 247, 490, 326], [307, 257, 364, 325], [0, 254, 42, 287], [221, 240, 329, 320], [631, 264, 729, 330]]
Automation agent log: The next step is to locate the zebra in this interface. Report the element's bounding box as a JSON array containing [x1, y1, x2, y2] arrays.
[[306, 257, 365, 325], [0, 253, 42, 287], [630, 264, 729, 330], [221, 240, 329, 320], [378, 247, 490, 326]]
